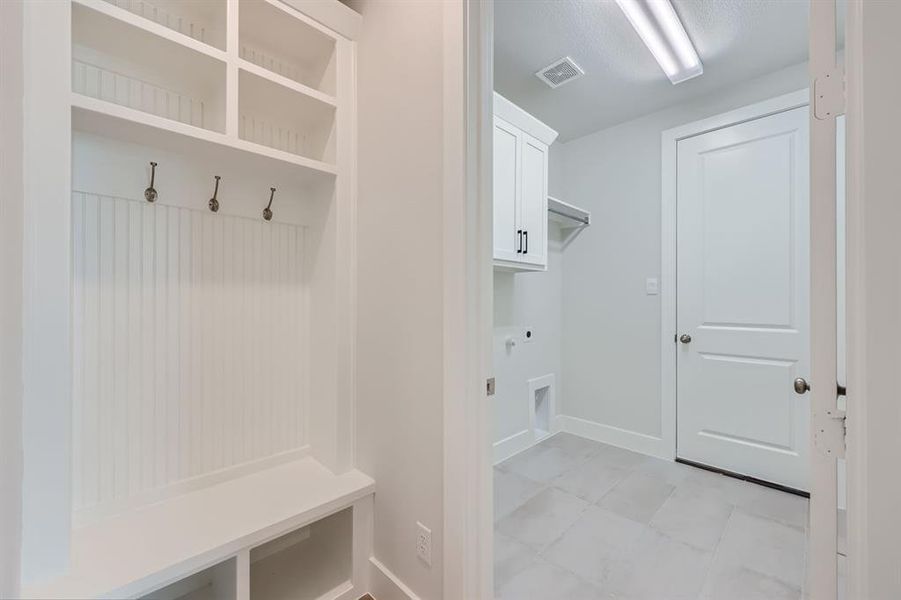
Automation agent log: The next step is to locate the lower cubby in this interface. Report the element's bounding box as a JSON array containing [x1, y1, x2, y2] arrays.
[[140, 559, 236, 600], [250, 508, 353, 600], [138, 507, 355, 600]]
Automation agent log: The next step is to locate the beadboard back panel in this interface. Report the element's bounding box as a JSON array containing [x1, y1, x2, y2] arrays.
[[72, 192, 310, 516]]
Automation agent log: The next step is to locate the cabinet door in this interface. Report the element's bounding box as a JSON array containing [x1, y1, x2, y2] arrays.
[[518, 132, 548, 267], [493, 117, 521, 262]]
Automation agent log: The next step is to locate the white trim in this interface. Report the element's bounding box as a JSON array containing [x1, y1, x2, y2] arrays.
[[493, 92, 558, 146], [808, 2, 842, 597], [659, 88, 810, 461], [442, 0, 494, 599], [661, 89, 809, 146], [557, 416, 670, 460], [0, 0, 25, 594], [21, 0, 73, 583], [322, 581, 357, 600], [351, 495, 373, 598], [368, 557, 421, 600], [843, 2, 901, 597], [844, 3, 865, 598], [493, 430, 533, 465]]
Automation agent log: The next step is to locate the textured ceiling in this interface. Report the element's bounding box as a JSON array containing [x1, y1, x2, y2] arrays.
[[494, 0, 813, 141]]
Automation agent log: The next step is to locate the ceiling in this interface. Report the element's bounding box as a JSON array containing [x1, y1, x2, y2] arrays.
[[494, 0, 813, 141]]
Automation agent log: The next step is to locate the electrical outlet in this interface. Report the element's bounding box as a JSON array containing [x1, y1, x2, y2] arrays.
[[416, 521, 432, 566], [646, 278, 659, 295]]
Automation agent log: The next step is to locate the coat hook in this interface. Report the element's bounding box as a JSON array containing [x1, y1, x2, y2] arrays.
[[208, 175, 221, 213], [144, 161, 158, 203], [263, 187, 275, 221]]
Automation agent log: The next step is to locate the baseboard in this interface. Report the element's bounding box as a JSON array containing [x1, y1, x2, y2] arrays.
[[557, 415, 669, 460], [368, 557, 421, 600], [493, 416, 667, 465], [493, 429, 533, 465], [324, 580, 357, 600]]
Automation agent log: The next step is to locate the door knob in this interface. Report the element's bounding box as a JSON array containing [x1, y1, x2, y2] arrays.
[[793, 378, 810, 394], [679, 334, 692, 344]]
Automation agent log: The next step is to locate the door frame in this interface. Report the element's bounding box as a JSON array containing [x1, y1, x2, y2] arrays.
[[442, 0, 495, 598], [450, 0, 901, 596], [660, 89, 810, 461]]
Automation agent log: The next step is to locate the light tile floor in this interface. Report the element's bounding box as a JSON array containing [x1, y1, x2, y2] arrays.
[[494, 433, 811, 600]]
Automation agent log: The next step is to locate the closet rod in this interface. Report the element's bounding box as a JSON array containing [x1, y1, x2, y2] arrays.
[[548, 206, 590, 225]]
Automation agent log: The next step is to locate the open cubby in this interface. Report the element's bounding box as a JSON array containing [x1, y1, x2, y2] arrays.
[[139, 559, 236, 600], [239, 68, 336, 163], [72, 2, 226, 132], [101, 0, 227, 50], [250, 508, 353, 600], [239, 0, 337, 96]]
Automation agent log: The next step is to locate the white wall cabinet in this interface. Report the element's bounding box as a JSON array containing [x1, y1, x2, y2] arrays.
[[493, 93, 557, 271]]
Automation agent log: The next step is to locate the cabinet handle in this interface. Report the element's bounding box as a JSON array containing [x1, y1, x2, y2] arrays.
[[517, 230, 523, 253], [524, 230, 528, 254]]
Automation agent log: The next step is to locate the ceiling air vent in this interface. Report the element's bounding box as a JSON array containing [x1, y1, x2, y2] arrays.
[[535, 56, 585, 89]]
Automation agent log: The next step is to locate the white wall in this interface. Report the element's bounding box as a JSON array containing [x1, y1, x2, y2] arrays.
[[845, 3, 901, 594], [352, 1, 447, 598], [559, 61, 809, 445], [492, 148, 564, 460], [0, 0, 24, 595]]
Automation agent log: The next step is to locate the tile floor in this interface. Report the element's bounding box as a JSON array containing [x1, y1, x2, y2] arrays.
[[494, 433, 812, 600]]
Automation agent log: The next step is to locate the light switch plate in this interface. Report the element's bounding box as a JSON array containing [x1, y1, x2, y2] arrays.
[[646, 278, 659, 295]]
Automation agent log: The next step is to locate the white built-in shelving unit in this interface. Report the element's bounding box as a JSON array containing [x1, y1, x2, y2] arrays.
[[20, 1, 369, 598]]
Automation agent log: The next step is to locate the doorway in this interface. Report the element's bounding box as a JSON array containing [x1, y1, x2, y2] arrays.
[[486, 1, 846, 599]]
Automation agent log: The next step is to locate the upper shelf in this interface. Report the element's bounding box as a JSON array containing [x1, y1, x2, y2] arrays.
[[72, 95, 338, 187], [238, 58, 337, 108], [548, 196, 591, 227], [240, 0, 338, 97], [23, 457, 374, 599], [75, 0, 228, 59]]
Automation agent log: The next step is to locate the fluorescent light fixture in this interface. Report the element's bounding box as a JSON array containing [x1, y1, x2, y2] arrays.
[[615, 0, 703, 84]]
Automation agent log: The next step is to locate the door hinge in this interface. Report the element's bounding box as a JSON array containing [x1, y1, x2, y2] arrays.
[[809, 382, 847, 459], [486, 377, 496, 396], [814, 407, 847, 459], [813, 67, 845, 120]]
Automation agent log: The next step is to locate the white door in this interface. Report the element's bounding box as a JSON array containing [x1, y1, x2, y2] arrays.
[[493, 117, 521, 263], [676, 106, 810, 491], [518, 132, 547, 266]]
